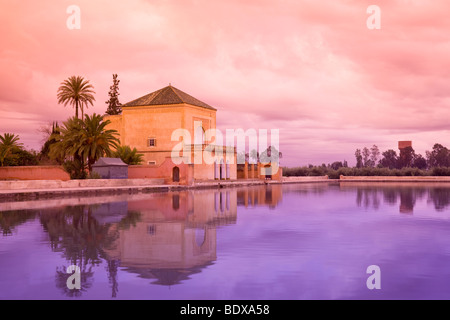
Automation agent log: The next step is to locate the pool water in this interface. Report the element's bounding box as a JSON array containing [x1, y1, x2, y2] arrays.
[[1, 182, 450, 299]]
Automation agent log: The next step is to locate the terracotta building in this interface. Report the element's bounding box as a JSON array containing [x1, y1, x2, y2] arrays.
[[398, 141, 412, 150], [105, 85, 237, 183]]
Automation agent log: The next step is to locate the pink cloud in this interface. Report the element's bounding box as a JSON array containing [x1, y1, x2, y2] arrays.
[[1, 0, 450, 165]]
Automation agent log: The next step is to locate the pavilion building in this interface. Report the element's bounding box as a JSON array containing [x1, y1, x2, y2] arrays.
[[104, 85, 237, 184]]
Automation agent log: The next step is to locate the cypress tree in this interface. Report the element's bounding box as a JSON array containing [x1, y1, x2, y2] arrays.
[[105, 74, 122, 115]]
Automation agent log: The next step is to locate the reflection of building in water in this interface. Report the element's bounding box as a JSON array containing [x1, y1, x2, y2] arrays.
[[236, 185, 282, 209], [399, 189, 415, 214], [103, 190, 237, 285]]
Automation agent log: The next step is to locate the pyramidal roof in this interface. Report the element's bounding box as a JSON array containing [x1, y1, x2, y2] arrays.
[[122, 85, 216, 111]]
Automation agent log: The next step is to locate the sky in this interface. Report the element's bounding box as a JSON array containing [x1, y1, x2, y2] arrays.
[[1, 0, 450, 167]]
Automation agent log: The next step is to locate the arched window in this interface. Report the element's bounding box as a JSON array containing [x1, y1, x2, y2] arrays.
[[173, 166, 180, 182], [194, 122, 205, 145]]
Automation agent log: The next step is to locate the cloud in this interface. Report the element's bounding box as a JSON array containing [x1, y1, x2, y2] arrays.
[[1, 0, 450, 165]]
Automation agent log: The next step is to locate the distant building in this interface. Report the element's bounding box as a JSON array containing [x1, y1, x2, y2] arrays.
[[398, 141, 412, 150]]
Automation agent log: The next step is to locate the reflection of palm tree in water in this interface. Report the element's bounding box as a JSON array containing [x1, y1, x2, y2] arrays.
[[106, 259, 120, 298], [55, 264, 95, 298], [0, 209, 38, 236], [40, 205, 140, 298]]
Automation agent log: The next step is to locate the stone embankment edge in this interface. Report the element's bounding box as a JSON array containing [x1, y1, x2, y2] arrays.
[[0, 177, 330, 202], [4, 176, 450, 202]]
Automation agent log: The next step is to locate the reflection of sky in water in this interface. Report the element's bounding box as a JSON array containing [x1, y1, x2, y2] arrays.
[[1, 183, 450, 299]]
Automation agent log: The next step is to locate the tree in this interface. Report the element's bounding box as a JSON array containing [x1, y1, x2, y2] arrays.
[[259, 145, 282, 164], [77, 114, 120, 172], [413, 154, 427, 170], [370, 145, 380, 167], [38, 122, 55, 144], [49, 117, 86, 178], [57, 76, 96, 119], [330, 161, 344, 170], [398, 146, 415, 168], [362, 147, 372, 167], [0, 133, 23, 166], [355, 149, 363, 168], [40, 122, 62, 164], [105, 74, 122, 115], [249, 149, 259, 164], [380, 149, 398, 169], [50, 117, 83, 161], [236, 151, 249, 164], [3, 149, 39, 166], [113, 145, 143, 165], [50, 114, 120, 176], [426, 143, 450, 168]]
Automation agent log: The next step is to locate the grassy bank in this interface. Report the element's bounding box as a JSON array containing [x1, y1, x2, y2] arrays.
[[282, 166, 450, 180]]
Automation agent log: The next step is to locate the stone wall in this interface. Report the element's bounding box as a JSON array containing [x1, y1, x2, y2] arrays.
[[0, 166, 70, 181], [128, 157, 194, 185]]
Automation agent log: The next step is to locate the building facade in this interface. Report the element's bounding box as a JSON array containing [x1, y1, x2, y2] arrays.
[[105, 85, 237, 183]]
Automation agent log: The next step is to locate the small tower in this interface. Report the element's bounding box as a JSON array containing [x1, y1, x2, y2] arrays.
[[398, 141, 412, 151]]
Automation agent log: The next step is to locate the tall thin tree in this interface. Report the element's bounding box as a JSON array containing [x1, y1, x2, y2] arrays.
[[57, 76, 96, 119], [105, 74, 122, 115]]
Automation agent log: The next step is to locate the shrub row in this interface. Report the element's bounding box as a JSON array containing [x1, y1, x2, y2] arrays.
[[282, 166, 450, 179]]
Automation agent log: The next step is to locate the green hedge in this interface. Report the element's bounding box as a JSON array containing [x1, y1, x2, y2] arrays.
[[282, 166, 440, 179]]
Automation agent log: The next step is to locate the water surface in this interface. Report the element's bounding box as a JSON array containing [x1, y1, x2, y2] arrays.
[[2, 182, 450, 299]]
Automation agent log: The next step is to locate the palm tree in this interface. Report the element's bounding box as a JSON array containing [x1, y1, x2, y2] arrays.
[[50, 114, 119, 176], [78, 114, 120, 172], [113, 145, 143, 165], [57, 76, 96, 119], [49, 117, 84, 161], [0, 133, 23, 166], [49, 117, 86, 178]]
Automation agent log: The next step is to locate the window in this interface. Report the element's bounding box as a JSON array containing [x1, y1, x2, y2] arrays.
[[147, 224, 156, 235], [147, 138, 156, 147], [194, 121, 204, 145], [148, 161, 156, 165]]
